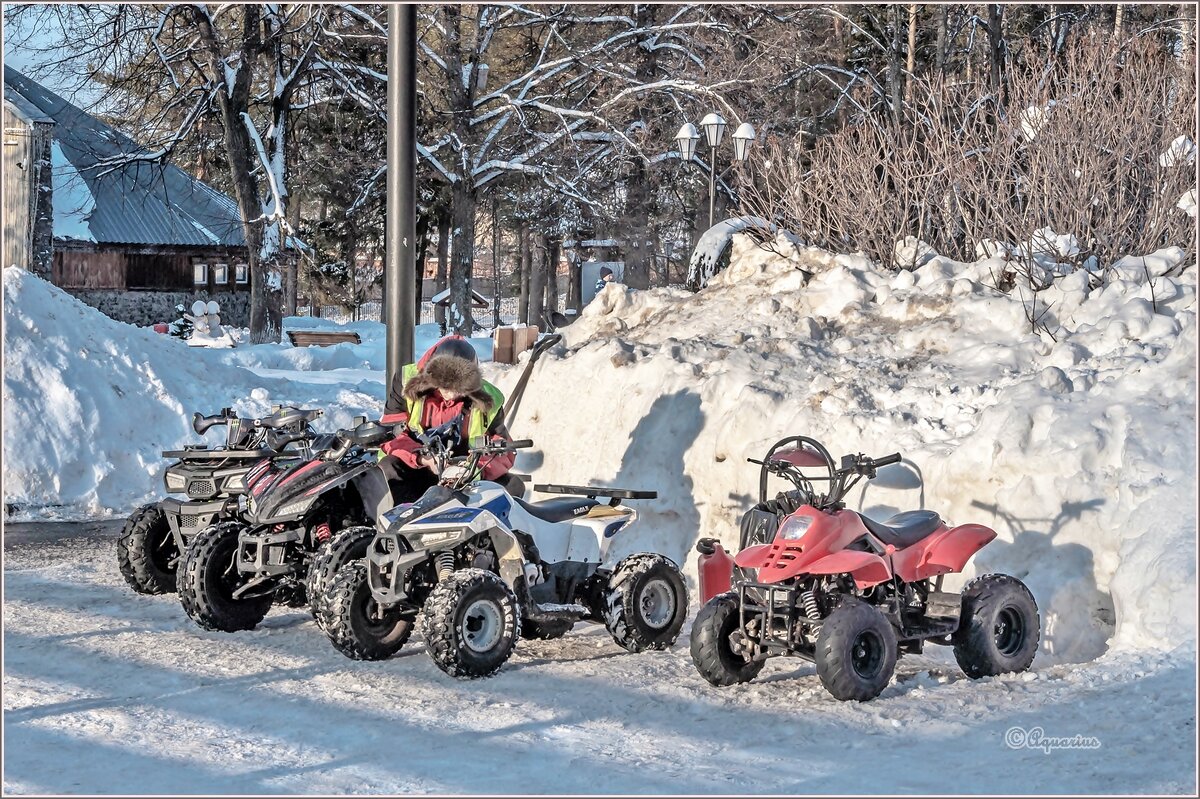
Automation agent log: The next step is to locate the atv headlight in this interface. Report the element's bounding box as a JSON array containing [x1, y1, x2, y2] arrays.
[[277, 497, 314, 518], [224, 473, 247, 493], [408, 527, 468, 548], [779, 514, 814, 540], [164, 470, 187, 492]]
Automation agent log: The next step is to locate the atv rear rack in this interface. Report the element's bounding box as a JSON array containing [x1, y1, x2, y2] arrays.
[[534, 483, 657, 505]]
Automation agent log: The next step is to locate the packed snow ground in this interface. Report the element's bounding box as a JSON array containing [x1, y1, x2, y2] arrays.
[[2, 533, 1195, 795], [2, 233, 1197, 793]]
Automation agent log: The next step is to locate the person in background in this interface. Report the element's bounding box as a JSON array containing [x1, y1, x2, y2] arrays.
[[593, 265, 615, 297], [360, 336, 516, 525]]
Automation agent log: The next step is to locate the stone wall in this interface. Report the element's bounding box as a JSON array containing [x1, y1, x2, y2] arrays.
[[68, 289, 252, 328]]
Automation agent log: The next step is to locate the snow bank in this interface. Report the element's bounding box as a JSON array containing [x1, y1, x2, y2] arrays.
[[491, 234, 1197, 662], [1, 272, 500, 518], [1, 268, 381, 518]]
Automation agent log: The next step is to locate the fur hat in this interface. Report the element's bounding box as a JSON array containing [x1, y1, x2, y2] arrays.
[[403, 355, 493, 410]]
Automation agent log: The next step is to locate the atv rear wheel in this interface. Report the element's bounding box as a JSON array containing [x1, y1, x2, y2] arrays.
[[322, 561, 413, 660], [520, 618, 574, 640], [690, 592, 765, 686], [815, 597, 898, 701], [604, 553, 688, 652], [118, 503, 178, 594], [953, 574, 1040, 679], [176, 523, 271, 632], [306, 525, 377, 630], [422, 569, 520, 678]]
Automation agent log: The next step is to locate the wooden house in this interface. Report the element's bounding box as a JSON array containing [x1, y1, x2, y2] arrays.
[[3, 66, 278, 327]]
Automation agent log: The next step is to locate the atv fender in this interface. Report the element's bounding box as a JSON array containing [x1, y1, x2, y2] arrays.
[[733, 543, 773, 570], [913, 523, 996, 579], [802, 550, 892, 589], [368, 516, 525, 604]]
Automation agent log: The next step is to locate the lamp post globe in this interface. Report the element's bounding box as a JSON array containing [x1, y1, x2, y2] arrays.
[[675, 122, 700, 162], [732, 122, 756, 162], [699, 112, 726, 148]]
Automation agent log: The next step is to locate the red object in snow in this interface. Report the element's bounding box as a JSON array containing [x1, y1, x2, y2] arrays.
[[695, 537, 734, 604], [152, 323, 170, 334]]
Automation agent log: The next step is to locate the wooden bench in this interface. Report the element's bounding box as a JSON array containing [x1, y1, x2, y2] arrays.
[[286, 330, 362, 347]]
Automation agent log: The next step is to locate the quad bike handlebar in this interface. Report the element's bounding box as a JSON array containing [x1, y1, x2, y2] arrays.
[[752, 436, 904, 510]]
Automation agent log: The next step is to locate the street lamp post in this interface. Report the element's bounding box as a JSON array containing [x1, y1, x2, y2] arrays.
[[675, 114, 756, 230]]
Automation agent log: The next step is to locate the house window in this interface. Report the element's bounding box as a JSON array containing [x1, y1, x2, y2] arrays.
[[213, 263, 229, 285], [193, 263, 208, 285], [235, 263, 249, 284]]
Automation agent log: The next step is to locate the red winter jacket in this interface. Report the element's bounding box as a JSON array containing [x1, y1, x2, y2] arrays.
[[379, 337, 514, 481]]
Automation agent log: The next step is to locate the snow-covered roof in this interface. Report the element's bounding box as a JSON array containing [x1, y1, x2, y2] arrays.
[[4, 66, 247, 248]]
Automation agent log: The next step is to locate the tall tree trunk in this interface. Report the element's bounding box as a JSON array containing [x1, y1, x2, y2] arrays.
[[888, 4, 904, 125], [528, 232, 545, 330], [543, 234, 559, 315], [905, 4, 918, 104], [435, 211, 450, 332], [448, 183, 476, 335], [1180, 2, 1194, 61], [285, 186, 301, 318], [518, 221, 531, 324], [415, 210, 430, 324], [623, 2, 658, 289], [566, 245, 582, 311], [935, 4, 948, 74], [444, 5, 475, 336], [987, 3, 1003, 95], [492, 199, 501, 328], [1113, 4, 1124, 41]]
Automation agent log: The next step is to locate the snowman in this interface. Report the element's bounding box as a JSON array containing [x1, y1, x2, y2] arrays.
[[185, 300, 235, 348]]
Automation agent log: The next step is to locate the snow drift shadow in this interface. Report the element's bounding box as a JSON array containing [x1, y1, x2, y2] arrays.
[[605, 389, 704, 573], [970, 497, 1115, 664]]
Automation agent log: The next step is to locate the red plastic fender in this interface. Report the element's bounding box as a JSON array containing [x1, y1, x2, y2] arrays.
[[909, 523, 997, 581], [798, 550, 893, 590], [733, 543, 773, 570]]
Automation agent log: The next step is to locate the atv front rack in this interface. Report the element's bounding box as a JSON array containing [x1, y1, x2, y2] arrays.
[[162, 448, 277, 459], [533, 483, 657, 506]]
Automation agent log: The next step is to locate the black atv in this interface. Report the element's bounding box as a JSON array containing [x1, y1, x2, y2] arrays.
[[117, 406, 322, 595], [175, 417, 394, 632]]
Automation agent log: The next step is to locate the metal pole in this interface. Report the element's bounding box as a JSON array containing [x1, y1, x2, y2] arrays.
[[707, 143, 717, 229], [386, 4, 417, 388]]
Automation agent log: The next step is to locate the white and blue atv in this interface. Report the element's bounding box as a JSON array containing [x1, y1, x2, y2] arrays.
[[313, 426, 687, 678]]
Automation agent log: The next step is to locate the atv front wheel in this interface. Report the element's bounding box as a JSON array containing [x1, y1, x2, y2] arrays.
[[422, 569, 520, 678], [176, 523, 271, 632], [117, 503, 178, 594], [604, 553, 688, 652], [322, 561, 413, 660], [953, 574, 1040, 679], [306, 525, 377, 630], [690, 592, 765, 686], [815, 597, 898, 701]]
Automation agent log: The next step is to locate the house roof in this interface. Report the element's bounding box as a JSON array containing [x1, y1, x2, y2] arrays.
[[3, 66, 246, 248]]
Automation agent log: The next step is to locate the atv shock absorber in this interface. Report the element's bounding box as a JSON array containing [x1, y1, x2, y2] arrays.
[[434, 550, 455, 581], [314, 522, 332, 545], [800, 589, 821, 620]]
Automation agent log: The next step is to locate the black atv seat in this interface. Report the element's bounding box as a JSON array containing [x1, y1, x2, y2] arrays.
[[859, 510, 943, 549], [516, 496, 600, 523]]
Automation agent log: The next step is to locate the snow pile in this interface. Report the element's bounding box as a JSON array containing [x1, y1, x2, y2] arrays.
[[1, 269, 501, 518], [491, 233, 1197, 662], [1159, 134, 1196, 167], [1, 268, 381, 517]]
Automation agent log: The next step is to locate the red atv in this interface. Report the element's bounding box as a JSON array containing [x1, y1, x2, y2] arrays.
[[690, 436, 1039, 701]]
